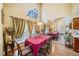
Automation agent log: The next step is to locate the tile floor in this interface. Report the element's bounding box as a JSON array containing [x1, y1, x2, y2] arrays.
[[49, 41, 79, 56], [49, 34, 79, 56]]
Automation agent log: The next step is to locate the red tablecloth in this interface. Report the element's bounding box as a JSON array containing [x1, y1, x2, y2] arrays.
[[47, 32, 59, 39], [25, 35, 50, 56], [48, 32, 59, 35]]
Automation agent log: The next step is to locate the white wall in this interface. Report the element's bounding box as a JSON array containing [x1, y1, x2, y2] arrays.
[[72, 4, 79, 17], [53, 16, 72, 34], [0, 3, 3, 56], [41, 3, 72, 23], [72, 4, 79, 14]]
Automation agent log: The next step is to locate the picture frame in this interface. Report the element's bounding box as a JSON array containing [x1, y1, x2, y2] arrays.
[[1, 9, 4, 24]]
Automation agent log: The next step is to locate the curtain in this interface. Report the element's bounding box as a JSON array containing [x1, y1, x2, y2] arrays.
[[43, 24, 46, 32], [31, 22, 37, 36], [46, 24, 49, 32], [12, 17, 26, 39], [27, 20, 34, 36], [35, 22, 39, 34]]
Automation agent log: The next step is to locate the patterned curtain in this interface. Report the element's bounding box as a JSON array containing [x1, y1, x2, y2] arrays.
[[31, 21, 37, 36], [42, 24, 46, 33], [27, 20, 34, 36], [35, 22, 40, 34], [12, 17, 26, 39], [46, 24, 49, 32]]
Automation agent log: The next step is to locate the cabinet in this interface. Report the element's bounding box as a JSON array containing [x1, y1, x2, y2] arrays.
[[73, 17, 79, 29], [73, 17, 79, 52], [73, 37, 79, 52]]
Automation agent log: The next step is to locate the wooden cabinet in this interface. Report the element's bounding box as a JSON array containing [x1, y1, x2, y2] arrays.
[[73, 17, 79, 52], [73, 17, 79, 29], [73, 37, 79, 52]]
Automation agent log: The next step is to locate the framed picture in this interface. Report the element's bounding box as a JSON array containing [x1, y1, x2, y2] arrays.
[[1, 9, 4, 24], [27, 8, 38, 19]]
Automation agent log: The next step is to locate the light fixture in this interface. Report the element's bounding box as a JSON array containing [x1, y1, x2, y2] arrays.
[[37, 22, 43, 25], [52, 26, 54, 28]]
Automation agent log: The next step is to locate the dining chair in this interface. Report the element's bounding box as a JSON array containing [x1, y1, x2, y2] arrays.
[[15, 41, 33, 56], [3, 27, 15, 56], [39, 47, 46, 56], [38, 38, 52, 56], [44, 38, 52, 55]]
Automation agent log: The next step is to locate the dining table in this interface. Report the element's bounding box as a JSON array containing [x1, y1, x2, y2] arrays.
[[25, 35, 51, 56], [47, 32, 59, 35], [47, 32, 59, 39]]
